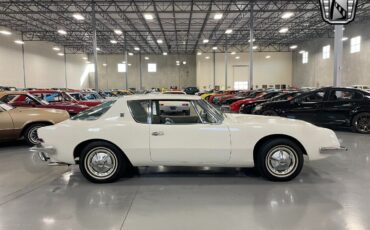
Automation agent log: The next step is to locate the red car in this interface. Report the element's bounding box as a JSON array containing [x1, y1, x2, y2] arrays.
[[229, 91, 281, 112], [65, 90, 103, 107], [28, 90, 102, 107], [209, 91, 236, 103], [0, 91, 89, 115]]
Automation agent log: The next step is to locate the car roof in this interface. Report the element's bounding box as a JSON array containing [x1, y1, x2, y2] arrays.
[[121, 94, 201, 101]]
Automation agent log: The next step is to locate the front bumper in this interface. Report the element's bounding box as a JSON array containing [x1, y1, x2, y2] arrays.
[[30, 144, 56, 162], [319, 146, 348, 154]]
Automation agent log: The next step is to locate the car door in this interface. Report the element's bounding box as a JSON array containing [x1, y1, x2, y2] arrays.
[[0, 107, 15, 140], [285, 90, 326, 124], [149, 99, 231, 164], [321, 89, 363, 125]]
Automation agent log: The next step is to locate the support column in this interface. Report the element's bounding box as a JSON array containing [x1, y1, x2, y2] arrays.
[[21, 37, 26, 88], [213, 50, 216, 89], [64, 46, 67, 88], [124, 33, 128, 89], [224, 35, 228, 90], [333, 25, 343, 87], [92, 1, 99, 91], [249, 4, 254, 90], [139, 51, 142, 90]]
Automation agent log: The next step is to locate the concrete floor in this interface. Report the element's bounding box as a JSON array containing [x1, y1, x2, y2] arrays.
[[0, 132, 369, 230]]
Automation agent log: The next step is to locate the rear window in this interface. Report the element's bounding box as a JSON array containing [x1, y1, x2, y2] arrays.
[[71, 100, 116, 120]]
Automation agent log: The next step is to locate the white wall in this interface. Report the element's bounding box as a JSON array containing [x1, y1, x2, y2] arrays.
[[0, 33, 88, 89], [196, 52, 292, 90]]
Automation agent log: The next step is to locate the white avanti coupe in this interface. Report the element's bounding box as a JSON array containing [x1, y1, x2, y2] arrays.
[[32, 94, 345, 183]]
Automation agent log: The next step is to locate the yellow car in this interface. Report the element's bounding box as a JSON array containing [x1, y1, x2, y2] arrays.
[[111, 89, 133, 96]]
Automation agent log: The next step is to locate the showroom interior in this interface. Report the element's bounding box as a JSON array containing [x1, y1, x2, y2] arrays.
[[0, 0, 370, 229]]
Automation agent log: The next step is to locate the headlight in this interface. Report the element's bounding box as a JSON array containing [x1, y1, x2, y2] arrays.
[[254, 105, 262, 111]]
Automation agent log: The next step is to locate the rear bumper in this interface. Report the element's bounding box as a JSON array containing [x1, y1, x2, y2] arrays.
[[319, 146, 348, 154], [30, 144, 56, 162]]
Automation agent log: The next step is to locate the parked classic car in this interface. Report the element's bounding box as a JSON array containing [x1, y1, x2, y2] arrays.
[[0, 102, 69, 145], [239, 91, 302, 114], [229, 91, 282, 112], [0, 91, 89, 115], [29, 90, 102, 107], [32, 94, 344, 183], [184, 87, 199, 95], [253, 87, 370, 134]]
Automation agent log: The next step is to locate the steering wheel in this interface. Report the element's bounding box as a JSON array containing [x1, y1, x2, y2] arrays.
[[164, 117, 175, 125]]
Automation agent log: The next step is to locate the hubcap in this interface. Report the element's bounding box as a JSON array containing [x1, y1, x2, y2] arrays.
[[356, 115, 370, 133], [85, 147, 117, 179], [28, 126, 41, 144], [266, 145, 298, 178]]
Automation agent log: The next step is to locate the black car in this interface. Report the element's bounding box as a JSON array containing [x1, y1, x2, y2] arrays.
[[184, 87, 199, 95], [240, 91, 302, 114], [253, 87, 370, 134]]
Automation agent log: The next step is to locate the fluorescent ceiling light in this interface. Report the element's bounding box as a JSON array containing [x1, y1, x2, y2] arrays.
[[265, 55, 271, 59], [342, 37, 349, 41], [248, 38, 256, 43], [290, 45, 298, 49], [144, 13, 154, 20], [72, 13, 84, 20], [235, 56, 240, 59], [114, 29, 123, 35], [57, 52, 64, 56], [134, 47, 140, 51], [96, 47, 101, 51], [299, 50, 305, 54], [225, 29, 233, 34], [205, 56, 210, 59], [128, 63, 132, 66], [203, 39, 209, 44], [57, 29, 67, 35], [253, 46, 258, 50], [157, 39, 163, 44], [212, 46, 217, 50], [52, 46, 60, 51], [102, 63, 107, 67], [0, 30, 11, 35], [197, 52, 202, 55], [82, 57, 88, 60], [279, 27, 289, 33], [281, 12, 294, 19], [163, 52, 168, 55], [183, 61, 187, 65], [14, 40, 24, 45], [231, 51, 236, 55], [110, 40, 117, 44], [145, 56, 149, 60], [214, 13, 223, 20], [128, 52, 133, 56]]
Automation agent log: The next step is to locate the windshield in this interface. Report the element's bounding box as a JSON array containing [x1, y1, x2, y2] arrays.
[[83, 92, 103, 100], [0, 102, 14, 111], [68, 92, 87, 101], [71, 100, 116, 120]]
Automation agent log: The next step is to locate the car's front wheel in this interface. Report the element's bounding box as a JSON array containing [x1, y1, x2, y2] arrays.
[[79, 141, 128, 183], [352, 112, 370, 134], [256, 138, 304, 181], [24, 123, 49, 146]]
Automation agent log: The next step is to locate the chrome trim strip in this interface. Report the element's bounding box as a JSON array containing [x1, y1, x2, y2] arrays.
[[319, 146, 348, 154]]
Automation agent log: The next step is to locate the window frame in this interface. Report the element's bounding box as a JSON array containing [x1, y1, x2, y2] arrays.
[[328, 89, 363, 101], [127, 100, 151, 124]]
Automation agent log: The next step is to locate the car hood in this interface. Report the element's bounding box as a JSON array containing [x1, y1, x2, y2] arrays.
[[49, 102, 87, 108], [224, 113, 313, 127]]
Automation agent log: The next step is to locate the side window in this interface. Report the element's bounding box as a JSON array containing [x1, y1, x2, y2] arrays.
[[193, 102, 218, 123], [0, 95, 17, 103], [329, 90, 362, 101], [302, 91, 325, 102], [127, 100, 150, 124], [152, 100, 201, 125]]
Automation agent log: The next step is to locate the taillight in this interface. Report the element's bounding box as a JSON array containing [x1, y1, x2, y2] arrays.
[[182, 103, 188, 106]]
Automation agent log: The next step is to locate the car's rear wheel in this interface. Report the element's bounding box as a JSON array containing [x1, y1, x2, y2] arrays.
[[352, 112, 370, 134], [256, 138, 304, 181], [79, 141, 128, 183], [262, 110, 278, 116], [24, 123, 49, 146]]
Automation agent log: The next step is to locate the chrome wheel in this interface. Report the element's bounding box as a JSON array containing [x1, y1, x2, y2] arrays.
[[85, 147, 118, 180], [355, 114, 370, 133], [27, 126, 42, 145], [265, 145, 298, 178]]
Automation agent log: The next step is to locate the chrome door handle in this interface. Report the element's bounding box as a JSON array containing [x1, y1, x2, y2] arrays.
[[152, 131, 164, 136]]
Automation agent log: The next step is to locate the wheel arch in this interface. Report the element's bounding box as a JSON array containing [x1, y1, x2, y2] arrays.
[[20, 121, 54, 138], [253, 134, 308, 164], [73, 139, 132, 166]]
